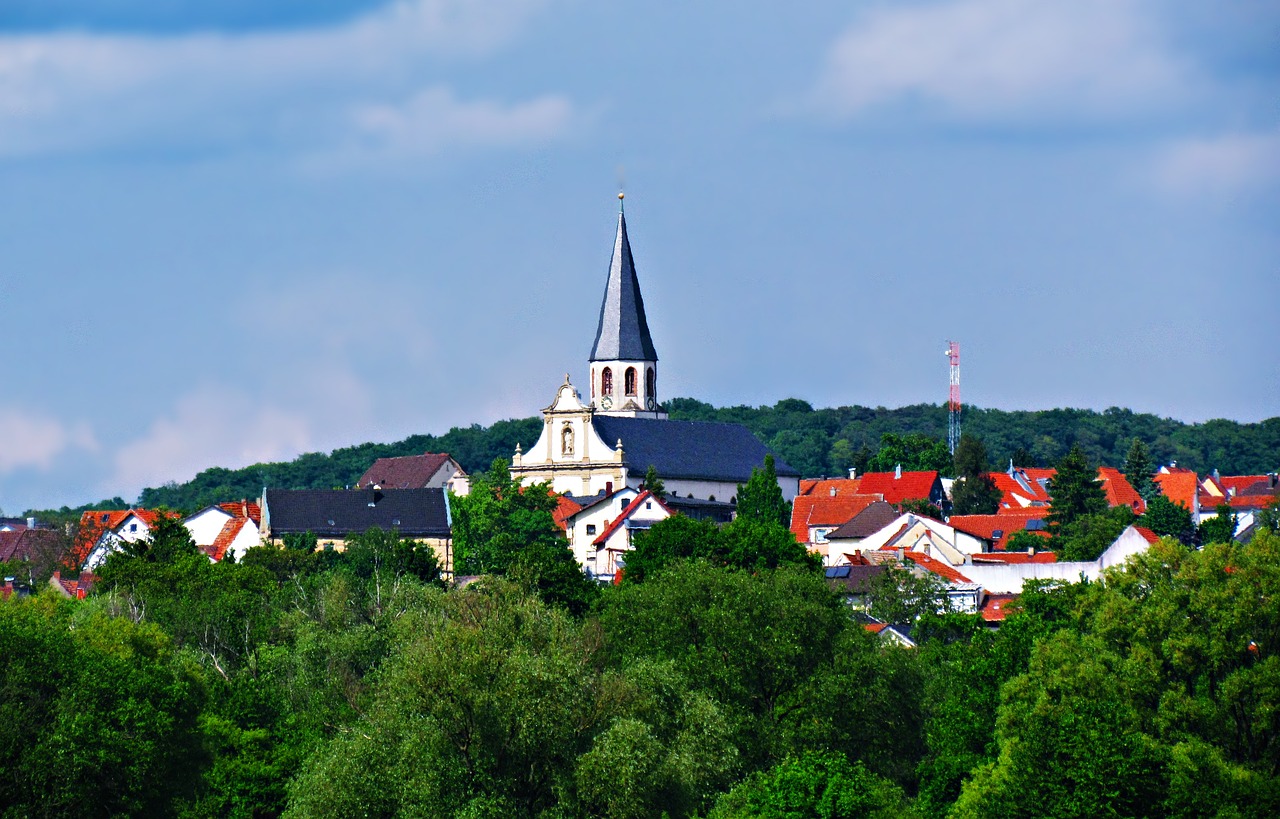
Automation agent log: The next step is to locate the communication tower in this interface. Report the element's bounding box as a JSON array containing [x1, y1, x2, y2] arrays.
[[946, 341, 961, 455]]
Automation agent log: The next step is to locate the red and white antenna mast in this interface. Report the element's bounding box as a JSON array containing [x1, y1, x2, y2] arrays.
[[946, 341, 961, 455]]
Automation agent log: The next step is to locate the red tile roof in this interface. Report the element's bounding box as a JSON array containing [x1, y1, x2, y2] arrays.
[[981, 593, 1019, 622], [218, 501, 262, 524], [1098, 467, 1145, 513], [1133, 526, 1161, 544], [948, 513, 1043, 542], [864, 623, 889, 634], [202, 518, 248, 562], [988, 471, 1051, 507], [553, 495, 583, 532], [902, 551, 971, 584], [790, 492, 883, 543], [856, 471, 940, 505], [70, 509, 175, 569], [592, 491, 670, 547], [1154, 472, 1199, 511], [799, 478, 861, 497], [357, 453, 455, 489], [1219, 475, 1272, 496], [1227, 493, 1278, 510]]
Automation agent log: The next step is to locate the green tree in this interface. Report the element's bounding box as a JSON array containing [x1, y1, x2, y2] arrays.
[[624, 513, 816, 584], [1054, 506, 1136, 562], [1009, 446, 1037, 468], [1123, 437, 1156, 500], [708, 751, 916, 819], [865, 563, 950, 624], [867, 433, 952, 474], [449, 458, 597, 614], [641, 464, 666, 500], [897, 498, 944, 521], [736, 454, 791, 527], [1045, 445, 1107, 543], [1140, 493, 1195, 543], [1197, 503, 1236, 546], [0, 596, 207, 816], [950, 435, 1002, 515]]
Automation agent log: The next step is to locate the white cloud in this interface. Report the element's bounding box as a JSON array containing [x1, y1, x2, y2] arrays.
[[1152, 129, 1280, 197], [0, 0, 574, 159], [809, 0, 1188, 122], [0, 408, 97, 473], [106, 387, 316, 494]]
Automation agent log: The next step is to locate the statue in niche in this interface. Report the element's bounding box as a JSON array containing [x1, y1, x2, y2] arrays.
[[561, 423, 575, 457]]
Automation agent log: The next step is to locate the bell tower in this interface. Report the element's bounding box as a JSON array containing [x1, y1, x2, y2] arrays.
[[588, 193, 666, 419]]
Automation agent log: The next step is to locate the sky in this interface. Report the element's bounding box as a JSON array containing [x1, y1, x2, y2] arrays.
[[1, 0, 1277, 513]]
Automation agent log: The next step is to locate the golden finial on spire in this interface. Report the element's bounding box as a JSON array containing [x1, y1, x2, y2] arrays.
[[617, 190, 625, 213]]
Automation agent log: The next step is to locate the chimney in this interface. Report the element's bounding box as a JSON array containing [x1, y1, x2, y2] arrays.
[[829, 487, 837, 497], [894, 463, 902, 480], [242, 499, 248, 518], [1028, 545, 1036, 556], [1270, 473, 1278, 489], [26, 517, 35, 529], [896, 547, 905, 562], [1212, 468, 1220, 482], [848, 468, 857, 480], [367, 487, 382, 507]]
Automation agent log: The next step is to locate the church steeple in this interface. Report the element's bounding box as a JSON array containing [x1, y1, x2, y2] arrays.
[[589, 193, 664, 418]]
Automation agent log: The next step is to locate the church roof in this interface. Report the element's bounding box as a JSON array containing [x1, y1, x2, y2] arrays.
[[592, 415, 799, 484], [589, 210, 658, 362]]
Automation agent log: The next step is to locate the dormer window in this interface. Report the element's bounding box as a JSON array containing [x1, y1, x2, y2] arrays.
[[625, 367, 637, 396]]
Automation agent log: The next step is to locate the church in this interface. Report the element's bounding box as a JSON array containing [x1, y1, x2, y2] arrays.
[[510, 195, 800, 505]]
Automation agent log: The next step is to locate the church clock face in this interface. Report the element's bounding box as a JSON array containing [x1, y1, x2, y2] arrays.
[[601, 395, 613, 410]]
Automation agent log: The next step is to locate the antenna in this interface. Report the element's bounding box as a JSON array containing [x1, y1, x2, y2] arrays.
[[946, 341, 961, 456]]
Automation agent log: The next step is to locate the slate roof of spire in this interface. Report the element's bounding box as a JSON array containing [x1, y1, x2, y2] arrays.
[[592, 416, 799, 484], [590, 211, 658, 362]]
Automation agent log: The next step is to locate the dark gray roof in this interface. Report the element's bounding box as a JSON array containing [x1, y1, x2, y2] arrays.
[[265, 488, 450, 538], [592, 416, 799, 484], [589, 211, 658, 362], [828, 501, 900, 539], [825, 564, 886, 594]]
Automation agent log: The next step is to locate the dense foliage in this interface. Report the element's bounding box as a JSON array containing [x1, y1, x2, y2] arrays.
[[2, 517, 1278, 816], [26, 400, 1276, 520]]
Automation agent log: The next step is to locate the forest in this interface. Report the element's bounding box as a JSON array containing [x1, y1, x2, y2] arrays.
[[3, 461, 1279, 818], [29, 399, 1277, 519]]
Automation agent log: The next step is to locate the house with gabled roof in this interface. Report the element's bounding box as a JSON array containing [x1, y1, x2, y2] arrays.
[[357, 452, 469, 495], [261, 487, 451, 570], [587, 490, 672, 579], [183, 500, 262, 563], [789, 489, 884, 562], [823, 501, 903, 557], [74, 508, 177, 571]]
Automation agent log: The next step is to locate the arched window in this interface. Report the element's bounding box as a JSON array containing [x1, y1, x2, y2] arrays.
[[625, 367, 637, 396], [646, 367, 656, 399], [601, 367, 613, 395]]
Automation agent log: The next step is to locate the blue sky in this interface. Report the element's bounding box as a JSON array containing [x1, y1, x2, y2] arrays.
[[1, 0, 1277, 513]]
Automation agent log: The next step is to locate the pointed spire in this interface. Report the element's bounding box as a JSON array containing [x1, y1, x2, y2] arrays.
[[590, 202, 658, 362]]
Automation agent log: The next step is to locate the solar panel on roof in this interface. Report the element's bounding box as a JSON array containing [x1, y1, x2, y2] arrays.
[[1026, 519, 1045, 531]]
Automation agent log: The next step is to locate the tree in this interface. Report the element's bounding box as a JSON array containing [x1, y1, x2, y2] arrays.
[[1140, 493, 1195, 543], [736, 454, 790, 527], [865, 563, 950, 624], [640, 464, 666, 500], [952, 434, 990, 480], [1009, 446, 1038, 468], [1197, 503, 1236, 546], [1123, 437, 1157, 501], [708, 751, 916, 819], [950, 435, 1003, 515], [1045, 445, 1107, 542], [897, 498, 944, 521], [1054, 505, 1136, 562], [449, 458, 597, 614], [867, 433, 952, 474], [0, 597, 207, 815], [624, 513, 817, 584]]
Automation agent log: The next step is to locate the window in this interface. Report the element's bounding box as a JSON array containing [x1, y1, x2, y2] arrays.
[[646, 367, 656, 398], [586, 524, 597, 535], [601, 367, 613, 395], [625, 367, 637, 395], [645, 502, 651, 510], [129, 523, 137, 533]]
